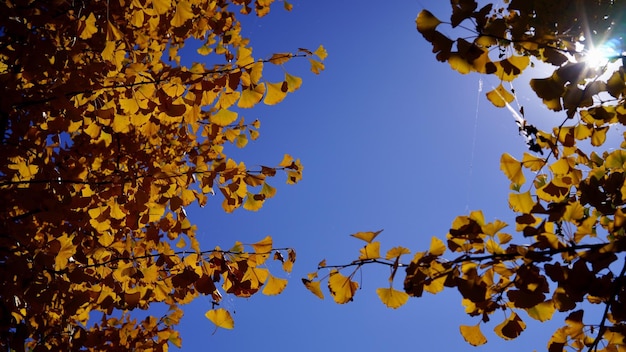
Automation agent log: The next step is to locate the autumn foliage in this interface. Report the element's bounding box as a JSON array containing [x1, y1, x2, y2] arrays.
[[0, 0, 325, 350], [303, 1, 626, 351]]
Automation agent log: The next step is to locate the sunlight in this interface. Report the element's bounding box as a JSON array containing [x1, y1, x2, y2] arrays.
[[578, 37, 624, 69]]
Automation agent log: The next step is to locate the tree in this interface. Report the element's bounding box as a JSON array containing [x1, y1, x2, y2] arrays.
[[0, 0, 325, 350], [303, 1, 626, 351]]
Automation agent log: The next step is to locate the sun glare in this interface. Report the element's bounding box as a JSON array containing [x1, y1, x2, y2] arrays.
[[578, 37, 624, 69]]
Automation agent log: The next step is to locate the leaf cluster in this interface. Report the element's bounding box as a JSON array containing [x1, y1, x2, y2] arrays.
[[303, 1, 626, 351], [0, 0, 324, 350]]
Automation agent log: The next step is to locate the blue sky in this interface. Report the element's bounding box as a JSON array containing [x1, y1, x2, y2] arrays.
[[172, 1, 581, 350]]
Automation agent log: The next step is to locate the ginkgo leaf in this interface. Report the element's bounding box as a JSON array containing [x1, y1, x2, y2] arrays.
[[500, 153, 525, 185], [328, 270, 358, 304], [264, 81, 288, 105], [205, 308, 234, 329], [521, 152, 546, 171], [285, 73, 302, 92], [309, 59, 325, 74], [236, 47, 254, 67], [278, 154, 294, 167], [494, 312, 526, 340], [385, 246, 411, 260], [376, 287, 409, 309], [416, 10, 441, 32], [197, 45, 212, 55], [170, 0, 193, 27], [238, 84, 266, 108], [243, 192, 263, 211], [460, 324, 488, 346], [313, 45, 328, 60], [486, 84, 514, 108], [262, 275, 287, 295], [428, 236, 446, 256], [350, 229, 383, 243], [52, 234, 76, 271], [210, 109, 238, 126], [79, 13, 98, 40], [268, 53, 292, 65], [526, 300, 556, 322], [358, 241, 380, 260], [508, 191, 534, 213], [251, 236, 272, 254], [302, 279, 324, 299]]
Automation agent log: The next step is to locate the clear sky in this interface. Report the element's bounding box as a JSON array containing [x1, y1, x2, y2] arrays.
[[171, 1, 585, 350]]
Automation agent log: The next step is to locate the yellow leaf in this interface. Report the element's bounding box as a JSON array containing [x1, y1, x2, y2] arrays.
[[591, 126, 608, 146], [549, 158, 570, 175], [106, 20, 123, 41], [98, 232, 114, 247], [53, 234, 76, 271], [262, 275, 288, 296], [508, 191, 534, 213], [238, 84, 266, 108], [109, 199, 126, 220], [416, 10, 441, 32], [486, 84, 514, 108], [350, 229, 383, 243], [152, 0, 172, 14], [170, 0, 193, 27], [235, 133, 248, 148], [500, 153, 525, 185], [278, 154, 294, 167], [210, 109, 238, 126], [385, 246, 411, 260], [197, 45, 212, 56], [243, 192, 263, 211], [313, 45, 328, 60], [428, 236, 446, 256], [494, 312, 526, 340], [237, 47, 254, 67], [309, 59, 325, 74], [328, 270, 358, 304], [260, 182, 276, 198], [302, 279, 324, 299], [485, 238, 503, 254], [205, 308, 234, 329], [448, 54, 472, 74], [285, 73, 302, 92], [460, 324, 488, 346], [79, 13, 98, 40], [251, 236, 272, 254], [376, 287, 409, 309], [526, 300, 555, 322], [264, 81, 288, 105], [248, 62, 264, 85], [358, 241, 381, 260], [8, 159, 38, 180], [522, 152, 546, 172], [148, 203, 165, 222]]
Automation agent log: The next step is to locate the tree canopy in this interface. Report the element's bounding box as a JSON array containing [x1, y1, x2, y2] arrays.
[[0, 0, 325, 350], [303, 1, 626, 351]]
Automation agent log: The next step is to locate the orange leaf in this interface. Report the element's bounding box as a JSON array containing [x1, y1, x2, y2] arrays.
[[328, 270, 358, 304], [302, 279, 324, 299]]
